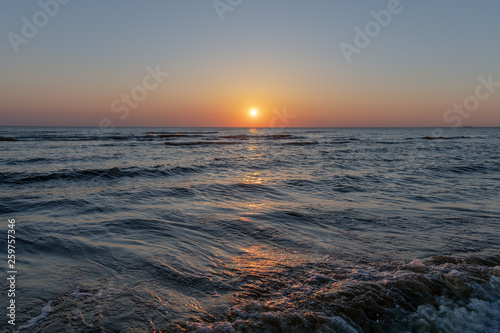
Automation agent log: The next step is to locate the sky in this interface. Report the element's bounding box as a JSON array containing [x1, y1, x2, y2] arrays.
[[0, 0, 499, 127]]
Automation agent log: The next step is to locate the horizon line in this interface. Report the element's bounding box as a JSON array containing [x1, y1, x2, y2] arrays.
[[1, 125, 499, 129]]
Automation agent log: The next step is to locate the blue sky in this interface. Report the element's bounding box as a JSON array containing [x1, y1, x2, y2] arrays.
[[1, 0, 499, 126]]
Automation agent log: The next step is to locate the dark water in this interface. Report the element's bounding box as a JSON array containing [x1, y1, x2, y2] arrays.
[[0, 127, 499, 332]]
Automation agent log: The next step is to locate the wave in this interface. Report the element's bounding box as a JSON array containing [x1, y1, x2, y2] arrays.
[[327, 140, 351, 145], [159, 134, 206, 138], [165, 255, 500, 332], [0, 134, 209, 142], [0, 134, 302, 143], [164, 141, 241, 146], [422, 136, 472, 140], [153, 131, 219, 135], [23, 255, 499, 332], [219, 134, 300, 141], [0, 165, 203, 184], [195, 182, 286, 202], [264, 134, 295, 139], [16, 302, 53, 332], [220, 135, 251, 140], [283, 141, 319, 146], [428, 163, 498, 174], [5, 157, 51, 165]]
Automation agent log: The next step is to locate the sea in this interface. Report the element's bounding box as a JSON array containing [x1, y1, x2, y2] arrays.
[[0, 126, 499, 332]]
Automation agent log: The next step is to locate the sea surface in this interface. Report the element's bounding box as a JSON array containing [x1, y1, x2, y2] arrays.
[[0, 127, 499, 332]]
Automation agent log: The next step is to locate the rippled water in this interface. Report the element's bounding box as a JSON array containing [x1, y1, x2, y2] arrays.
[[0, 127, 499, 332]]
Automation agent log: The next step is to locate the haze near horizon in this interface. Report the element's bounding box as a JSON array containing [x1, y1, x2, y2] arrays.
[[0, 0, 499, 127]]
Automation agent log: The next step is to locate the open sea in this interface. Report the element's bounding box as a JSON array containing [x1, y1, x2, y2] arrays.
[[0, 126, 499, 332]]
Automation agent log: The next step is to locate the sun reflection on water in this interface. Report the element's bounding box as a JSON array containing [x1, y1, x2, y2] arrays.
[[241, 172, 264, 185], [231, 246, 287, 276], [229, 246, 304, 304]]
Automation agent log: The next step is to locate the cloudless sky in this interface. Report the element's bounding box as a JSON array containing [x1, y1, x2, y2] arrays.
[[0, 0, 499, 127]]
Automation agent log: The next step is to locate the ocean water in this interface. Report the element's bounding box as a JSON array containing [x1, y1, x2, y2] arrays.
[[0, 126, 499, 332]]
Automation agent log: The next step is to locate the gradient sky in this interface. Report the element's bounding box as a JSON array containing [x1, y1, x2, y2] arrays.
[[1, 0, 499, 127]]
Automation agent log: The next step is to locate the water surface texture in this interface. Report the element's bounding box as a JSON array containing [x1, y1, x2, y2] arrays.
[[1, 127, 499, 332]]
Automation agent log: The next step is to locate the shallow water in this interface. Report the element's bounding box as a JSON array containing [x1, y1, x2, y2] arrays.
[[0, 127, 499, 332]]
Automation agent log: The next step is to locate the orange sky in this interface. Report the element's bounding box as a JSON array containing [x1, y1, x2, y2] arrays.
[[1, 1, 499, 127]]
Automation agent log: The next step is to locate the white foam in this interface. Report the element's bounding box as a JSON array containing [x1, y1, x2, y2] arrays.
[[17, 302, 52, 331], [409, 277, 500, 333]]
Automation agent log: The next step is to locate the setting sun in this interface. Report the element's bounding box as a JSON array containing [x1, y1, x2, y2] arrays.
[[250, 109, 258, 117]]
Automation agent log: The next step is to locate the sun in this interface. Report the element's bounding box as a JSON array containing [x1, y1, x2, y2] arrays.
[[250, 108, 258, 117]]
